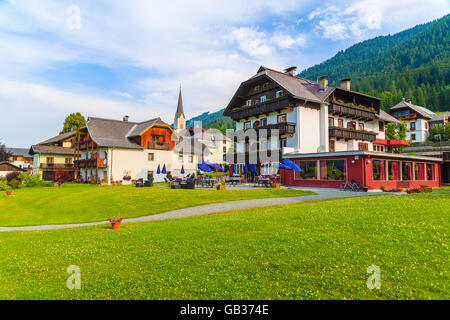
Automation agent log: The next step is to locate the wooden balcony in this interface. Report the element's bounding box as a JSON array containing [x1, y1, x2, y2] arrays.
[[329, 102, 377, 121], [228, 96, 294, 121], [396, 113, 417, 121], [240, 122, 296, 137], [74, 158, 107, 168], [40, 163, 74, 170], [329, 127, 377, 142], [148, 142, 171, 151]]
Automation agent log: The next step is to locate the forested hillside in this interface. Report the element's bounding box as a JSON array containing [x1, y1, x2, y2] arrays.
[[186, 108, 235, 133], [299, 14, 449, 111]]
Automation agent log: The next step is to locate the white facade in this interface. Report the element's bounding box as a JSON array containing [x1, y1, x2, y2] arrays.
[[404, 118, 429, 143]]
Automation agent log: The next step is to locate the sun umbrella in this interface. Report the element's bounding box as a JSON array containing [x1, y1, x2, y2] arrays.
[[203, 161, 224, 172], [282, 159, 302, 173], [273, 163, 291, 170], [156, 165, 161, 175], [181, 165, 185, 175], [244, 164, 248, 174], [162, 164, 167, 174], [198, 162, 213, 172]]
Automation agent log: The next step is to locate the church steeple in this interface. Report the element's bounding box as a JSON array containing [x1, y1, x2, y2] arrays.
[[174, 86, 186, 130]]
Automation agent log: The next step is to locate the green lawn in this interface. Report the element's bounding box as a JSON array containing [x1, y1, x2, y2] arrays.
[[0, 193, 448, 300], [0, 184, 314, 227]]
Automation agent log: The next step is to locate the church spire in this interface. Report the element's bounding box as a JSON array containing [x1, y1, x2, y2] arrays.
[[174, 86, 186, 130]]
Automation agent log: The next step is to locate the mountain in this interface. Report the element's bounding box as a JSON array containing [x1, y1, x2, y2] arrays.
[[298, 14, 450, 111], [186, 108, 235, 133]]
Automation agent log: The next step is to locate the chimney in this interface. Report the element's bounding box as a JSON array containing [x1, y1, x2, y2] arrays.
[[123, 115, 129, 122], [284, 66, 297, 77], [319, 75, 328, 91], [340, 78, 351, 91]]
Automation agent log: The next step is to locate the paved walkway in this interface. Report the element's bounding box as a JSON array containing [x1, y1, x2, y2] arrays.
[[0, 188, 382, 232]]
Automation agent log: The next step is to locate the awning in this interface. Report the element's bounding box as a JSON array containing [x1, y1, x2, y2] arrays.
[[373, 139, 409, 147]]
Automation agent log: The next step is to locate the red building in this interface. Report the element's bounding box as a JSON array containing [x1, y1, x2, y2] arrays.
[[281, 151, 441, 190]]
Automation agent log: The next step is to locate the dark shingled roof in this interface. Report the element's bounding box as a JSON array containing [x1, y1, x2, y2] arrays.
[[85, 117, 174, 149], [38, 131, 76, 145], [377, 110, 401, 124], [390, 100, 434, 119], [430, 112, 450, 122], [225, 66, 380, 115], [29, 145, 75, 155], [5, 148, 32, 158], [0, 161, 26, 172]]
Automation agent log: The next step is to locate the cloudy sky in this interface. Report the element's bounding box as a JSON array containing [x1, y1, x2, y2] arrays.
[[0, 0, 448, 147]]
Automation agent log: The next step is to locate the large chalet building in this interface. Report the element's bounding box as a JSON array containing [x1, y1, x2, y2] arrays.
[[224, 66, 442, 189]]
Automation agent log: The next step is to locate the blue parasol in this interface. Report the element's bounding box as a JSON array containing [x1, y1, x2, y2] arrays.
[[162, 164, 167, 174], [282, 159, 302, 173], [244, 164, 249, 174], [156, 165, 161, 175], [181, 165, 185, 174], [198, 162, 213, 172], [273, 163, 291, 170]]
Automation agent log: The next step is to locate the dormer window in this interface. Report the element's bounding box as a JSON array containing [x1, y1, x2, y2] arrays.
[[254, 85, 260, 91], [276, 90, 284, 99], [263, 82, 269, 89], [246, 99, 252, 106]]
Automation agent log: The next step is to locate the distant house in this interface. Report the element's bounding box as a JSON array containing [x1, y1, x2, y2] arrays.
[[429, 112, 450, 128], [29, 131, 76, 181], [389, 99, 435, 143], [0, 161, 25, 178], [5, 148, 33, 170]]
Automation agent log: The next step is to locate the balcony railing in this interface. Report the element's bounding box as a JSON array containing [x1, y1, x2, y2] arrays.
[[329, 127, 377, 142], [237, 122, 296, 138], [74, 158, 107, 168], [329, 102, 376, 121], [148, 142, 171, 151], [40, 163, 74, 169], [225, 149, 282, 164], [395, 113, 417, 121], [228, 96, 294, 121]]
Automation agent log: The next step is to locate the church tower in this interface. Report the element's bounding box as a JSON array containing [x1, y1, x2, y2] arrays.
[[174, 87, 186, 131]]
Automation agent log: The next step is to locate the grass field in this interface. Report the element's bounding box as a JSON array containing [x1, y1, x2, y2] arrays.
[[0, 184, 314, 227], [0, 192, 448, 300]]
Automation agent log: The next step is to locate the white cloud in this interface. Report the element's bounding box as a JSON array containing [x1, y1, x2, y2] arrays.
[[308, 0, 449, 40], [271, 33, 307, 49], [112, 91, 133, 99], [229, 27, 273, 57]]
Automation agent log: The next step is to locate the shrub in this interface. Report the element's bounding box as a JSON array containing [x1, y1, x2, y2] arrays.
[[8, 179, 21, 190], [380, 186, 386, 191], [0, 179, 8, 191], [41, 181, 54, 187], [18, 172, 44, 188], [52, 170, 73, 184], [6, 172, 22, 183]]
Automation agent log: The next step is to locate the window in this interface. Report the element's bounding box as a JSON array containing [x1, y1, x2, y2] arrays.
[[263, 82, 269, 89], [244, 142, 249, 152], [254, 85, 260, 91], [260, 140, 268, 151], [425, 122, 428, 129], [373, 145, 384, 152], [372, 160, 386, 181], [223, 146, 227, 153], [379, 121, 385, 132], [65, 158, 73, 164], [244, 121, 251, 130], [260, 118, 267, 127], [338, 119, 344, 128], [152, 135, 164, 143], [358, 143, 369, 151], [388, 161, 400, 181], [427, 164, 435, 181], [46, 157, 54, 164], [328, 117, 334, 127], [295, 161, 318, 180], [253, 121, 260, 128], [347, 121, 356, 129], [414, 163, 425, 181], [358, 123, 365, 130], [320, 160, 346, 181], [147, 171, 154, 180], [280, 138, 287, 149], [178, 154, 183, 163], [411, 134, 416, 141], [246, 99, 252, 106], [277, 114, 287, 123], [276, 90, 284, 98], [260, 95, 267, 103], [189, 155, 194, 163], [402, 162, 413, 181], [410, 122, 416, 130], [148, 153, 154, 161], [329, 140, 335, 152]]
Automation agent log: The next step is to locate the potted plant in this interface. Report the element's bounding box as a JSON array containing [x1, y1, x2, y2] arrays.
[[363, 186, 369, 192], [272, 182, 281, 189], [107, 217, 123, 230], [380, 186, 386, 192], [216, 181, 226, 191]]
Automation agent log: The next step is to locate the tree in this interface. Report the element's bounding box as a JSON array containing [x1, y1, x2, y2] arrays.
[[61, 113, 86, 134], [385, 121, 409, 153], [0, 139, 12, 161]]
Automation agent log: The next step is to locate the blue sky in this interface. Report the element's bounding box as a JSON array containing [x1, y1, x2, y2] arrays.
[[0, 0, 449, 147]]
